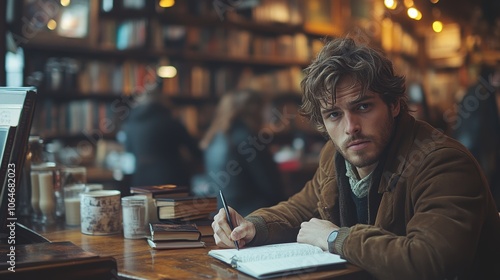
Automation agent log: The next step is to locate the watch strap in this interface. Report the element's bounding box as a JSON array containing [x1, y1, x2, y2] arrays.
[[331, 227, 351, 256]]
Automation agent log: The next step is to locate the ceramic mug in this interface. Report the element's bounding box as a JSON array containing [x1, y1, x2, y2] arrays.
[[80, 190, 121, 235]]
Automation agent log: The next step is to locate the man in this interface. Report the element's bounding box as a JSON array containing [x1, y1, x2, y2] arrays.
[[212, 37, 500, 280]]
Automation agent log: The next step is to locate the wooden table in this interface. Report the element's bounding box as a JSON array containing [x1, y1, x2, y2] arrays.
[[26, 222, 371, 279]]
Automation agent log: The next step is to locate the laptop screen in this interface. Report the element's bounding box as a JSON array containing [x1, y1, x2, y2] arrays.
[[0, 87, 37, 241]]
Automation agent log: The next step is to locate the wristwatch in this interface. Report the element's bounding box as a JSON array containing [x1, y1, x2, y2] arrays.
[[327, 230, 339, 254]]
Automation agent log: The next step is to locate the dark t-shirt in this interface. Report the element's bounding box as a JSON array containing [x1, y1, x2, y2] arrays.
[[122, 102, 202, 187]]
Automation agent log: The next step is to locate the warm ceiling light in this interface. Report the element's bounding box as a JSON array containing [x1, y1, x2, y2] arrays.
[[432, 20, 443, 32], [384, 0, 398, 10], [157, 65, 177, 78], [159, 0, 175, 8], [430, 0, 439, 3], [415, 10, 422, 20], [407, 7, 422, 20], [60, 0, 70, 7], [47, 19, 57, 30]]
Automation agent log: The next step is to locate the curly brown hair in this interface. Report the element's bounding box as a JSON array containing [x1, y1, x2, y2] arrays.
[[300, 37, 408, 133]]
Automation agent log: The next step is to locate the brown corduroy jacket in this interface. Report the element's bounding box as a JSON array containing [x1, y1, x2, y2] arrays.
[[246, 112, 500, 280]]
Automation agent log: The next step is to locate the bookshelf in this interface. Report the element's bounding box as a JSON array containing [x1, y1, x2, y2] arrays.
[[10, 0, 356, 180], [19, 0, 337, 140]]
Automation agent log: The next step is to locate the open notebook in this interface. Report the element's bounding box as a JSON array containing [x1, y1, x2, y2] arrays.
[[208, 242, 346, 279]]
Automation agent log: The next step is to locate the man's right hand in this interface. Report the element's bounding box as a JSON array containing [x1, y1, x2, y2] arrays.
[[212, 207, 256, 248]]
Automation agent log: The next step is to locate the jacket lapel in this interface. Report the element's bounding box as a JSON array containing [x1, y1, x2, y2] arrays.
[[335, 153, 359, 227]]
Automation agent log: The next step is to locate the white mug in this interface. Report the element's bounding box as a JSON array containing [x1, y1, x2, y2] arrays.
[[80, 190, 121, 235]]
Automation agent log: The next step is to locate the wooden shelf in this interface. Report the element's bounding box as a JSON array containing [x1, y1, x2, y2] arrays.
[[23, 44, 310, 67], [157, 13, 307, 35], [180, 51, 310, 67], [22, 44, 163, 60], [37, 90, 219, 105], [36, 90, 126, 101]]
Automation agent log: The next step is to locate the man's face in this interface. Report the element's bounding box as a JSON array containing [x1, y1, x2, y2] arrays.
[[320, 77, 400, 176]]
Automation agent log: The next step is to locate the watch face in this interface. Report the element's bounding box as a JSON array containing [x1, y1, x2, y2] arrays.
[[327, 230, 339, 254], [328, 230, 338, 242]]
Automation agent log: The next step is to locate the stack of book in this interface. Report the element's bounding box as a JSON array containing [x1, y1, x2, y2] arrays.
[[155, 196, 217, 221], [130, 184, 190, 222], [130, 184, 217, 222], [130, 184, 190, 198], [147, 223, 205, 249]]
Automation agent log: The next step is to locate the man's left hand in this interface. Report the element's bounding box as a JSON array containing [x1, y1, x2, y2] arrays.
[[297, 218, 339, 251]]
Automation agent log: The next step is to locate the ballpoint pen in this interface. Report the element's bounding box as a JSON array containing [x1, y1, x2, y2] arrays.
[[219, 190, 240, 250]]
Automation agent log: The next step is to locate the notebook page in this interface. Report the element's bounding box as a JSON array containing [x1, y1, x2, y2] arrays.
[[231, 243, 322, 263], [238, 252, 346, 279], [208, 242, 347, 279]]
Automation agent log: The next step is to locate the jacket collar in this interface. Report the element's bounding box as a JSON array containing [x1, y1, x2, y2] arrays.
[[377, 112, 417, 193]]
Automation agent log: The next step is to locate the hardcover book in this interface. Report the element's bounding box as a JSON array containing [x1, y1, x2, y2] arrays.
[[208, 242, 347, 279], [147, 239, 205, 250], [130, 184, 190, 198], [154, 195, 216, 206], [147, 222, 205, 250], [149, 223, 201, 241], [155, 196, 217, 220]]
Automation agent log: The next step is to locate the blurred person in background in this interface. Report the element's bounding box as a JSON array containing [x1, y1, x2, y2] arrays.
[[199, 89, 286, 216], [407, 82, 431, 122], [452, 62, 500, 210], [120, 88, 203, 189]]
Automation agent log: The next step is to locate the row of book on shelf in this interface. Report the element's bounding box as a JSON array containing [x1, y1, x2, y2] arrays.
[[102, 0, 305, 26], [99, 19, 147, 50], [158, 0, 304, 25], [156, 25, 319, 61], [97, 17, 324, 61], [162, 66, 303, 97], [34, 56, 305, 98], [30, 99, 204, 138], [130, 184, 218, 249], [34, 57, 157, 96], [31, 99, 120, 138]]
